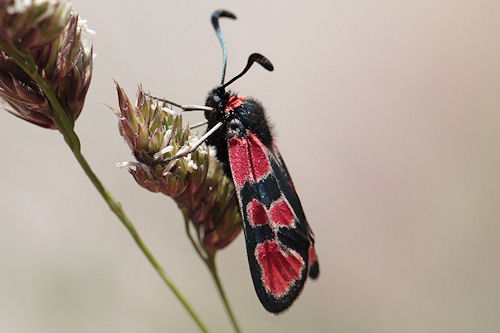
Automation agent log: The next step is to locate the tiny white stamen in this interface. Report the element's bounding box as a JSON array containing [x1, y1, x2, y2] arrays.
[[162, 106, 180, 116], [161, 145, 190, 175], [187, 134, 199, 148], [163, 128, 172, 145], [116, 161, 134, 168], [116, 161, 152, 178], [183, 157, 198, 172], [8, 0, 58, 14], [153, 145, 174, 160], [78, 19, 96, 35], [162, 159, 178, 175]]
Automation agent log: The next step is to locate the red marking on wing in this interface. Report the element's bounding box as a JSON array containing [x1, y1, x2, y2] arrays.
[[269, 199, 295, 227], [256, 240, 305, 297], [247, 198, 268, 226], [228, 132, 271, 188], [225, 95, 246, 113], [228, 137, 251, 188], [247, 134, 271, 181]]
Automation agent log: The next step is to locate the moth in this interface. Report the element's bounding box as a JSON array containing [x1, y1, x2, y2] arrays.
[[157, 10, 319, 313]]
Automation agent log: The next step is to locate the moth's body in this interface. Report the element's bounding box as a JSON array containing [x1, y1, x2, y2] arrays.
[[153, 10, 320, 313], [204, 87, 319, 313]]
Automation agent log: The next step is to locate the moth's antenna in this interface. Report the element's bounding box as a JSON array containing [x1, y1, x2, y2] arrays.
[[211, 10, 237, 85], [221, 53, 274, 89], [144, 93, 214, 112]]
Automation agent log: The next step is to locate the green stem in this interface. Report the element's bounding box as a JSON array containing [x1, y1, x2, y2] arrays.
[[182, 212, 242, 333], [207, 254, 242, 333], [0, 38, 210, 333], [183, 210, 208, 262]]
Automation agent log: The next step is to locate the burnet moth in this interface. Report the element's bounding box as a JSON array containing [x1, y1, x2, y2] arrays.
[[156, 10, 319, 313]]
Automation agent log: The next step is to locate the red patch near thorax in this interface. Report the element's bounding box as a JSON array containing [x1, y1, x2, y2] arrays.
[[228, 137, 251, 188], [225, 95, 246, 113], [256, 240, 305, 297], [228, 132, 272, 188]]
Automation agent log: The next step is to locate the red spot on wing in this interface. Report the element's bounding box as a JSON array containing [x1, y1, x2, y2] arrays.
[[247, 133, 271, 181], [247, 198, 268, 226], [269, 199, 295, 227], [225, 95, 246, 113], [256, 240, 305, 298], [228, 132, 272, 188], [228, 137, 251, 188]]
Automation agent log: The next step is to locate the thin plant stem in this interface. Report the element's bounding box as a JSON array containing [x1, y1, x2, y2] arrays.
[[182, 212, 242, 333], [206, 254, 242, 333], [183, 210, 208, 262], [0, 38, 210, 333]]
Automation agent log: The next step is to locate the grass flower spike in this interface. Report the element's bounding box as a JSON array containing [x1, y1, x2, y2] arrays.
[[0, 0, 93, 128], [0, 3, 212, 331], [115, 84, 242, 252], [0, 0, 70, 49]]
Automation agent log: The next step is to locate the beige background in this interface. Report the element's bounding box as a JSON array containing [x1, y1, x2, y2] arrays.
[[0, 0, 499, 332]]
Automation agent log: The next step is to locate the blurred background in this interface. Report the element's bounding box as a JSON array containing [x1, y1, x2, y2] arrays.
[[0, 0, 499, 332]]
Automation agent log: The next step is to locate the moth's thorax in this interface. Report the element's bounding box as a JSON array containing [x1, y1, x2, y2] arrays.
[[205, 89, 246, 135]]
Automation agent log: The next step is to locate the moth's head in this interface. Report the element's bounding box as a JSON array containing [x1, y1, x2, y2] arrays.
[[205, 87, 230, 111], [204, 87, 231, 125]]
